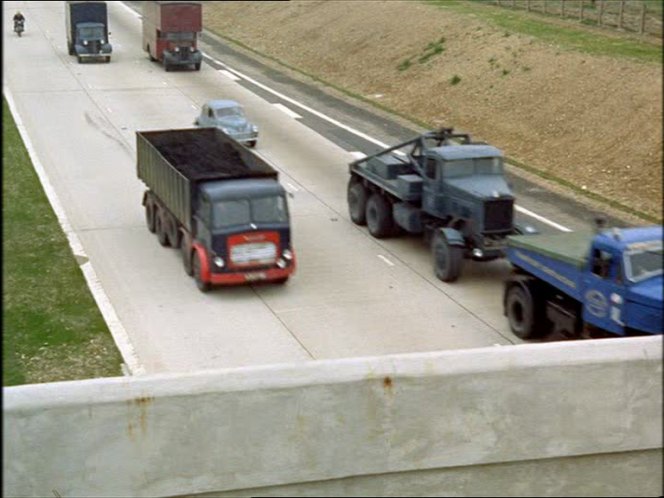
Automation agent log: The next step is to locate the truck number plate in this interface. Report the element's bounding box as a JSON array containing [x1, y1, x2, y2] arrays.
[[245, 271, 267, 281]]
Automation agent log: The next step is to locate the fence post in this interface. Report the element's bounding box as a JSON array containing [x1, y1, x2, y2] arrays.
[[512, 0, 516, 8], [526, 0, 531, 11], [580, 0, 584, 21], [640, 1, 647, 34], [618, 0, 625, 29], [544, 0, 548, 14], [598, 0, 604, 26]]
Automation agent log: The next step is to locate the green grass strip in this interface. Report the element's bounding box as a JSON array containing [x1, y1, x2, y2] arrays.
[[2, 96, 123, 386], [426, 0, 662, 64]]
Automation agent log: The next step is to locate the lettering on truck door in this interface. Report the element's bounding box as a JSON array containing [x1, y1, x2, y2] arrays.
[[582, 247, 626, 335]]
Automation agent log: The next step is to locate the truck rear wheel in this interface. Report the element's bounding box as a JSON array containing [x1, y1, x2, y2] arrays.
[[156, 212, 171, 247], [145, 203, 156, 233], [348, 179, 368, 225], [431, 231, 463, 282], [193, 252, 211, 293], [506, 284, 540, 340], [366, 193, 394, 238]]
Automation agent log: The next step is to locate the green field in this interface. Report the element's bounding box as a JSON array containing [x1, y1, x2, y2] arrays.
[[2, 97, 123, 386], [428, 0, 663, 64]]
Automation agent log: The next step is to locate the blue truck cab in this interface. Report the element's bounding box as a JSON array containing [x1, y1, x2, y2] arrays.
[[504, 224, 663, 339]]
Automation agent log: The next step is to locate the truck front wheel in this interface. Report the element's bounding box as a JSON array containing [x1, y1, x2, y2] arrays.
[[366, 193, 394, 238], [348, 179, 368, 225], [193, 253, 211, 293], [506, 284, 540, 340], [195, 62, 201, 71], [431, 231, 463, 282]]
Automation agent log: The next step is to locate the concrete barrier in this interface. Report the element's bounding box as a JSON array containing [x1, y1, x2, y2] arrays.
[[3, 336, 662, 497]]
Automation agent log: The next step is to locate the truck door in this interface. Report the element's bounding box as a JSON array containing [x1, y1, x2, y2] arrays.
[[194, 194, 212, 250], [581, 246, 626, 335]]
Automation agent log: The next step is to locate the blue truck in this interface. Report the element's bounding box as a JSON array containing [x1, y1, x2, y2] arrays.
[[65, 1, 112, 63], [503, 221, 663, 339]]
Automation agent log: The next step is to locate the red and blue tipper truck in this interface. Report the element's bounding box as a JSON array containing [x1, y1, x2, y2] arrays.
[[137, 128, 296, 291]]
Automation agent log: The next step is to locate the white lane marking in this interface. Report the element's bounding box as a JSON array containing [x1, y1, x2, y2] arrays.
[[218, 69, 240, 81], [287, 182, 300, 192], [378, 255, 395, 267], [162, 81, 168, 86], [190, 104, 198, 110], [106, 107, 113, 113], [350, 151, 366, 160], [515, 205, 571, 232], [274, 103, 302, 119], [200, 51, 571, 232], [4, 87, 145, 376]]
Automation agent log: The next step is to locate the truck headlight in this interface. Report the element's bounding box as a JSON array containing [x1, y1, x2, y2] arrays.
[[174, 46, 180, 52], [213, 256, 225, 268], [276, 258, 287, 269], [282, 249, 293, 261], [189, 46, 195, 52], [472, 248, 483, 259], [251, 124, 259, 133], [83, 40, 88, 46]]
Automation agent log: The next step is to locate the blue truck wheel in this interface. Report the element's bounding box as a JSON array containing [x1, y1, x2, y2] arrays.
[[366, 193, 394, 238], [432, 231, 463, 282], [348, 179, 367, 226]]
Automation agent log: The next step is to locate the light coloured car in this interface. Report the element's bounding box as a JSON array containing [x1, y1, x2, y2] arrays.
[[194, 100, 258, 147]]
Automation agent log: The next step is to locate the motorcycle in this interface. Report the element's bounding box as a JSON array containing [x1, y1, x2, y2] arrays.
[[14, 19, 24, 37]]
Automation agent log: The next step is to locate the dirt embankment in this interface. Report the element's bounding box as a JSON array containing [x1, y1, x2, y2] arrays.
[[204, 1, 662, 222]]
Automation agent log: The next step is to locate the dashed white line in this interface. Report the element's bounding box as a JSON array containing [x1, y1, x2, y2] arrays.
[[287, 182, 300, 192], [190, 104, 198, 110], [350, 151, 366, 160], [273, 103, 302, 119], [378, 255, 395, 267]]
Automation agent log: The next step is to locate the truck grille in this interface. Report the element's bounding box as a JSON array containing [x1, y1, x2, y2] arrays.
[[230, 242, 277, 266], [484, 198, 513, 232]]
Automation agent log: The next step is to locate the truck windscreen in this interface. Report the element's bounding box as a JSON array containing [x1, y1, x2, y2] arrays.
[[78, 26, 104, 40], [624, 246, 663, 283], [165, 32, 195, 41], [212, 196, 288, 229], [443, 157, 502, 177]]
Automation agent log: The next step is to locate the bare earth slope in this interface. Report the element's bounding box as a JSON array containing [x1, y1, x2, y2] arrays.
[[204, 0, 662, 222]]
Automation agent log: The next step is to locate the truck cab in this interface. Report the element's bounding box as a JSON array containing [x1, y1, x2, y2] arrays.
[[192, 179, 294, 285], [581, 227, 662, 335], [65, 1, 112, 63]]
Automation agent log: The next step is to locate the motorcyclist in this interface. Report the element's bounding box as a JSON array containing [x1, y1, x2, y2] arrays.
[[13, 11, 25, 31]]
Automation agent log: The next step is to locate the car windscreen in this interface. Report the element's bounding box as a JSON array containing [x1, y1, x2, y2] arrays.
[[215, 107, 245, 118], [212, 195, 288, 229], [624, 244, 663, 283]]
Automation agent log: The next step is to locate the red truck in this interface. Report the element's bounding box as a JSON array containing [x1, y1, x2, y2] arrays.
[[142, 1, 203, 71]]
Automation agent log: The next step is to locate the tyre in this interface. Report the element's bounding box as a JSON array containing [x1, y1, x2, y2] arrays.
[[365, 192, 394, 238], [194, 62, 201, 71], [77, 56, 83, 64], [181, 237, 193, 276], [192, 252, 211, 293], [145, 202, 156, 233], [105, 56, 111, 63], [165, 213, 181, 249], [505, 284, 541, 340], [347, 178, 368, 226], [431, 231, 463, 282], [247, 140, 257, 148], [147, 46, 157, 62], [68, 43, 74, 55], [156, 211, 170, 247]]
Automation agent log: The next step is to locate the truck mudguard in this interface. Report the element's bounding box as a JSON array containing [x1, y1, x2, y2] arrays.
[[438, 227, 465, 247]]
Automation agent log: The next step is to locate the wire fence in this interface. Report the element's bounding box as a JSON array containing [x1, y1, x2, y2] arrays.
[[489, 0, 663, 38]]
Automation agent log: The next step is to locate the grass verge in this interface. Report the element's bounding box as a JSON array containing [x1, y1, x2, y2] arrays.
[[427, 0, 662, 64], [204, 31, 657, 224], [2, 96, 123, 386]]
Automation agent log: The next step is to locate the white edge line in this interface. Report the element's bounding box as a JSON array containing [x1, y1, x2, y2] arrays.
[[273, 103, 302, 119], [4, 87, 145, 376], [287, 182, 300, 192], [378, 255, 395, 267], [200, 50, 573, 233], [218, 69, 240, 81], [515, 205, 571, 232]]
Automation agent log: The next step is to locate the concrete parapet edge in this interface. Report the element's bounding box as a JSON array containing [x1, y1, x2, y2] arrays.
[[4, 336, 663, 497]]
